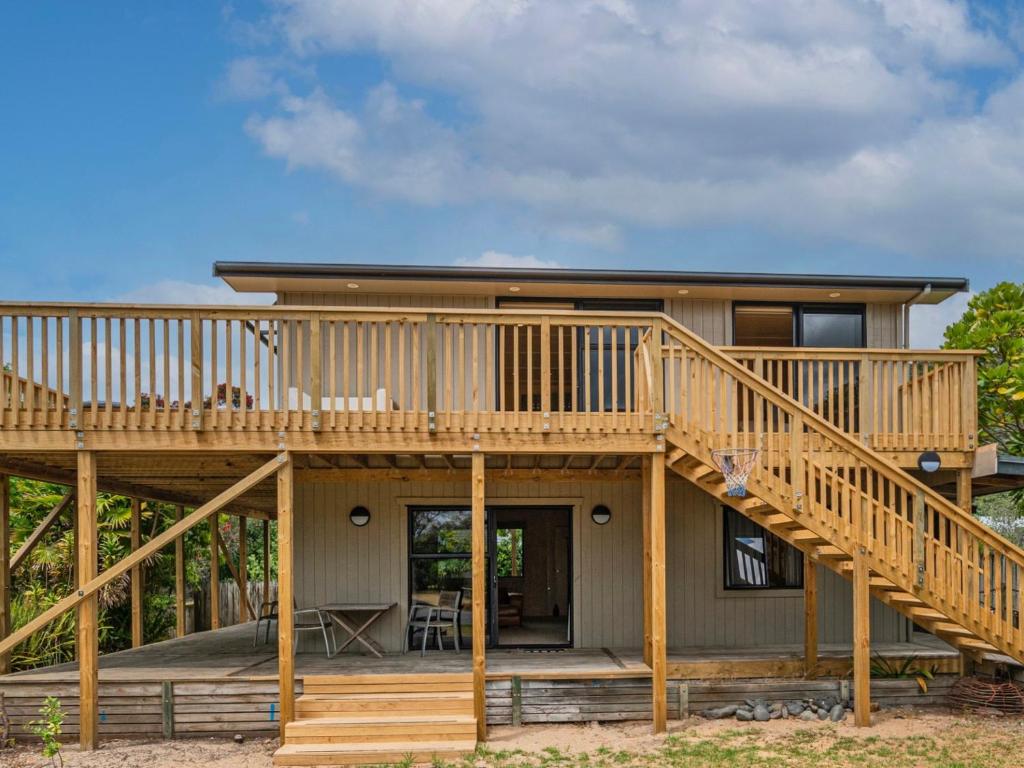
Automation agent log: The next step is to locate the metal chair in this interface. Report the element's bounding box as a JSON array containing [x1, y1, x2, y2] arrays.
[[405, 590, 463, 656], [254, 600, 335, 657]]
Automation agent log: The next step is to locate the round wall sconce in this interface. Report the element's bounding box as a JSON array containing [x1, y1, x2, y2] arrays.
[[349, 506, 371, 527], [917, 451, 942, 474], [591, 505, 611, 525]]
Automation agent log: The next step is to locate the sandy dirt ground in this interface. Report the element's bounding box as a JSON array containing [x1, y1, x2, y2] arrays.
[[3, 710, 1022, 767]]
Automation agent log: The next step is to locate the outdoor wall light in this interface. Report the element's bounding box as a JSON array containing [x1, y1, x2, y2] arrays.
[[591, 505, 611, 525], [349, 506, 371, 527], [917, 451, 942, 474]]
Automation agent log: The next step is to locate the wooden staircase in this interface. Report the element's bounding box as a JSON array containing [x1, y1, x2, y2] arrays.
[[649, 317, 1024, 666], [273, 674, 477, 766]]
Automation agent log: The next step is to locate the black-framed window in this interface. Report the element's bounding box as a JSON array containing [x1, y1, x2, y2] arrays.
[[733, 303, 865, 348], [409, 507, 475, 602], [723, 507, 803, 590]]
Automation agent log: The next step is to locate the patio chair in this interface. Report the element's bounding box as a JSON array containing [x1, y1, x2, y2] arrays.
[[253, 599, 335, 657], [405, 590, 463, 656]]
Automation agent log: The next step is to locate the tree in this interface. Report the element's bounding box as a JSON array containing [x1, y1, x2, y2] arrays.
[[943, 282, 1024, 456]]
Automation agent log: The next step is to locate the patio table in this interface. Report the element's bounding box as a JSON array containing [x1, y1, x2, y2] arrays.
[[318, 602, 397, 658]]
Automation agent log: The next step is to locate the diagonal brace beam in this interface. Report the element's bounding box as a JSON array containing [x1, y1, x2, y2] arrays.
[[0, 455, 286, 658], [11, 491, 74, 571]]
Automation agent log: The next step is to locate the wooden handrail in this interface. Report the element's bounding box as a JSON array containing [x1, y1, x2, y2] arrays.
[[662, 316, 1016, 559], [659, 316, 1024, 661]]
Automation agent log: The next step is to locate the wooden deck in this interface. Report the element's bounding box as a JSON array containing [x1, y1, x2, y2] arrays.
[[1, 621, 959, 684]]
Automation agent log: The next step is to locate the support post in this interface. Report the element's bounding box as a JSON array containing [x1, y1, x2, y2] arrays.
[[277, 455, 295, 738], [262, 518, 270, 616], [0, 474, 10, 675], [130, 498, 143, 648], [955, 469, 972, 675], [641, 456, 652, 667], [77, 452, 99, 750], [175, 506, 186, 637], [471, 451, 487, 741], [853, 548, 871, 727], [803, 557, 818, 678], [649, 452, 667, 734], [239, 516, 248, 622], [209, 515, 220, 630]]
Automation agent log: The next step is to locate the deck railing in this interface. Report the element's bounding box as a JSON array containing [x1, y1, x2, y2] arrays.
[[0, 305, 656, 433], [0, 304, 977, 453], [722, 348, 978, 453]]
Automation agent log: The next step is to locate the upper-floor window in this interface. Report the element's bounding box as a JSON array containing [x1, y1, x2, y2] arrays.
[[733, 303, 865, 348]]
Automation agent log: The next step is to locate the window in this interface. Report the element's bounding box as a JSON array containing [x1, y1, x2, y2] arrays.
[[733, 303, 865, 348], [409, 508, 474, 603], [496, 527, 524, 577], [723, 507, 803, 590]]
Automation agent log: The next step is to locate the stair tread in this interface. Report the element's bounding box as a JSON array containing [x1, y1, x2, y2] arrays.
[[290, 714, 476, 727], [276, 741, 477, 755]]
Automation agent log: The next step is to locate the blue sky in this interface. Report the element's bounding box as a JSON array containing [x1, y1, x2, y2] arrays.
[[2, 1, 1023, 341]]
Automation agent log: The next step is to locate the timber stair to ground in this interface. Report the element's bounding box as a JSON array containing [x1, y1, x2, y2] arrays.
[[273, 673, 477, 767], [664, 435, 1000, 661]]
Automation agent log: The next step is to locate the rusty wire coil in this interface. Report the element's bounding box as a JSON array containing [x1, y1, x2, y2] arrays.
[[949, 676, 1024, 715]]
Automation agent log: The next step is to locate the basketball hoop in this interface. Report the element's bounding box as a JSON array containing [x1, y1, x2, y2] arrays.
[[711, 448, 760, 497]]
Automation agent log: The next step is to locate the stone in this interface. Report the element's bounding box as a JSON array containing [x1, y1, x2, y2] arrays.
[[753, 704, 771, 722], [702, 705, 739, 720], [818, 708, 830, 720], [233, 734, 245, 744], [829, 704, 846, 722], [736, 708, 754, 722], [769, 708, 783, 720], [799, 710, 817, 721], [785, 702, 805, 716]]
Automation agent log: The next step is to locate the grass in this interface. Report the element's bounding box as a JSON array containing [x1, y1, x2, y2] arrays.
[[404, 717, 1024, 768]]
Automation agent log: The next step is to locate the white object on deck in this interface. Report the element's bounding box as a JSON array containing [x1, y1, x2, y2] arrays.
[[286, 387, 389, 412]]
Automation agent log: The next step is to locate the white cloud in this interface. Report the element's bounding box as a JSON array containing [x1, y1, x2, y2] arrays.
[[455, 251, 563, 270], [910, 291, 972, 347], [116, 280, 275, 306], [217, 56, 288, 100], [238, 0, 1024, 261]]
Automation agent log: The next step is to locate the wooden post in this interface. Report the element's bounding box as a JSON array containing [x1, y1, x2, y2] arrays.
[[209, 515, 220, 630], [262, 518, 270, 617], [641, 456, 652, 667], [175, 506, 186, 638], [238, 516, 248, 622], [955, 469, 972, 675], [853, 548, 871, 727], [130, 498, 143, 648], [77, 452, 99, 750], [803, 557, 818, 678], [649, 452, 667, 734], [277, 455, 295, 738], [0, 474, 10, 675], [471, 451, 487, 741]]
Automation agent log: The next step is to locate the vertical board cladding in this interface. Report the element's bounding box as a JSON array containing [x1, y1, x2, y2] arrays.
[[665, 299, 733, 345], [293, 476, 908, 653], [867, 303, 901, 348]]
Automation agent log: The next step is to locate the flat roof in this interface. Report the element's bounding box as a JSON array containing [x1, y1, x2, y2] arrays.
[[213, 261, 969, 305]]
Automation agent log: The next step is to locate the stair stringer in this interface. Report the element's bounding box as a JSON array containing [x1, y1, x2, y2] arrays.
[[664, 427, 1001, 660]]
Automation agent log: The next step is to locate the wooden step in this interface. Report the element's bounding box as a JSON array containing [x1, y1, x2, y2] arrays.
[[273, 740, 477, 766], [285, 714, 477, 745], [302, 673, 472, 696], [297, 691, 474, 718], [815, 545, 851, 560]]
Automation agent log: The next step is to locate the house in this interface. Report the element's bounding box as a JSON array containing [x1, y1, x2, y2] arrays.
[[0, 263, 1021, 765]]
